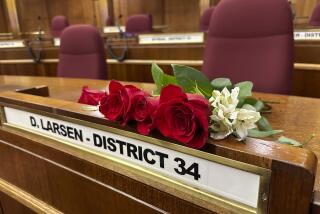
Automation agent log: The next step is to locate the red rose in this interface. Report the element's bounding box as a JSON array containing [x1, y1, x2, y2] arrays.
[[153, 85, 210, 149], [99, 80, 145, 124], [78, 86, 106, 106], [131, 95, 159, 135]]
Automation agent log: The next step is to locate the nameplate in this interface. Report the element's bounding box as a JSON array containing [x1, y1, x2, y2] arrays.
[[294, 31, 320, 40], [139, 33, 204, 45], [0, 40, 25, 48], [53, 38, 60, 46], [103, 26, 126, 34], [2, 107, 270, 210]]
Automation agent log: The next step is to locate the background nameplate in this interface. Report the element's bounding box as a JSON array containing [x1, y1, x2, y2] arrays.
[[53, 38, 60, 46], [103, 26, 126, 34], [139, 33, 204, 44], [3, 107, 270, 210], [294, 31, 320, 40], [0, 40, 25, 48]]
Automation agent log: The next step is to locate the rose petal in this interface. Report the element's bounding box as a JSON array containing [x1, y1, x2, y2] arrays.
[[160, 84, 187, 104], [187, 94, 211, 116], [78, 86, 106, 106], [137, 120, 153, 135]]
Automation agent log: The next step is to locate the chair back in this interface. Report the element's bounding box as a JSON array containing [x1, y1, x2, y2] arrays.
[[125, 14, 153, 34], [200, 7, 215, 32], [202, 0, 293, 94], [57, 25, 107, 79], [51, 16, 69, 38], [310, 4, 320, 26]]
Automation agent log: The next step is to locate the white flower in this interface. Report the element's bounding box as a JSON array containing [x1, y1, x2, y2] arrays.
[[209, 87, 239, 115], [233, 109, 261, 141], [209, 87, 240, 140], [209, 87, 261, 141], [210, 118, 233, 140]]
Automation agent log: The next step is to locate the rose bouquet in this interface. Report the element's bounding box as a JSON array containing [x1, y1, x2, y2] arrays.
[[79, 63, 302, 149]]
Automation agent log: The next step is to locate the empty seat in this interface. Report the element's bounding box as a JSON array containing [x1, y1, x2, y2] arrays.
[[310, 4, 320, 26], [51, 16, 69, 38], [125, 14, 152, 34], [200, 7, 215, 32], [106, 16, 114, 26], [57, 25, 107, 79], [202, 0, 293, 94]]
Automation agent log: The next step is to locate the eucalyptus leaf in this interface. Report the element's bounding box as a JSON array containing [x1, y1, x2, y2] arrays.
[[242, 97, 265, 112], [151, 63, 177, 93], [151, 63, 163, 87], [278, 136, 302, 147], [258, 116, 273, 131], [172, 64, 213, 98], [211, 78, 232, 91], [242, 104, 257, 111], [235, 81, 253, 107], [248, 129, 283, 138], [254, 100, 265, 112]]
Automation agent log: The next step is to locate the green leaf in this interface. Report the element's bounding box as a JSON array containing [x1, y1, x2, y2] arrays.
[[242, 98, 265, 112], [248, 129, 283, 138], [211, 78, 232, 91], [242, 104, 257, 111], [258, 116, 273, 131], [278, 136, 302, 147], [172, 64, 213, 98], [235, 81, 253, 107], [151, 63, 177, 94], [151, 63, 163, 87]]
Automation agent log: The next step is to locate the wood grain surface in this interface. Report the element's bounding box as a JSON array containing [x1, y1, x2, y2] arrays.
[[0, 75, 318, 213]]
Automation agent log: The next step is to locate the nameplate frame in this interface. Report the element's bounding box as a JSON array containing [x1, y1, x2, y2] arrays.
[[139, 33, 204, 45], [0, 40, 25, 48], [53, 38, 60, 46], [294, 30, 320, 41], [103, 26, 126, 34], [0, 104, 270, 214]]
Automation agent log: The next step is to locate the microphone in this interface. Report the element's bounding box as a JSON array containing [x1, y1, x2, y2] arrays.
[[116, 14, 124, 38], [37, 16, 42, 41]]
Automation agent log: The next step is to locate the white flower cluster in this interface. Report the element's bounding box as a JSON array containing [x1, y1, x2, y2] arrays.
[[209, 87, 261, 141]]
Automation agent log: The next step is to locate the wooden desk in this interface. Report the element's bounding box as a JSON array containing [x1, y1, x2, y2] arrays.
[[0, 75, 319, 213], [0, 36, 320, 98]]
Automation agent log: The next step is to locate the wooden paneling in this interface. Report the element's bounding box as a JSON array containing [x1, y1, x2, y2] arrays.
[[0, 79, 318, 213], [0, 1, 9, 33], [1, 39, 320, 98], [16, 0, 49, 33], [164, 0, 200, 32], [292, 0, 319, 18], [14, 0, 99, 33], [113, 0, 165, 26], [0, 191, 35, 214]]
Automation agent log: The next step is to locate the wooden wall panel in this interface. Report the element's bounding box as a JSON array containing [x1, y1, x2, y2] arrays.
[[15, 0, 98, 33], [164, 0, 200, 32], [15, 0, 49, 32], [292, 0, 319, 18], [0, 192, 35, 214], [0, 1, 9, 33], [113, 0, 165, 26]]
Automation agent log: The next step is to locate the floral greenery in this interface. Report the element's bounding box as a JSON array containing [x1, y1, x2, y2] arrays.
[[79, 63, 304, 148], [151, 63, 300, 143]]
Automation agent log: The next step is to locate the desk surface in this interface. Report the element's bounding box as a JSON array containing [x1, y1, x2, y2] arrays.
[[0, 75, 319, 191]]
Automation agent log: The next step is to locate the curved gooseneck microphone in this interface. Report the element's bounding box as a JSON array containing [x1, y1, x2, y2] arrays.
[[106, 14, 128, 62], [27, 16, 42, 63]]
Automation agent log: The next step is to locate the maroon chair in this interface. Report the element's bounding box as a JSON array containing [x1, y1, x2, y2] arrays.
[[57, 25, 107, 79], [51, 16, 69, 38], [125, 14, 152, 34], [106, 16, 114, 26], [200, 7, 215, 32], [310, 4, 320, 26], [202, 0, 293, 94]]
